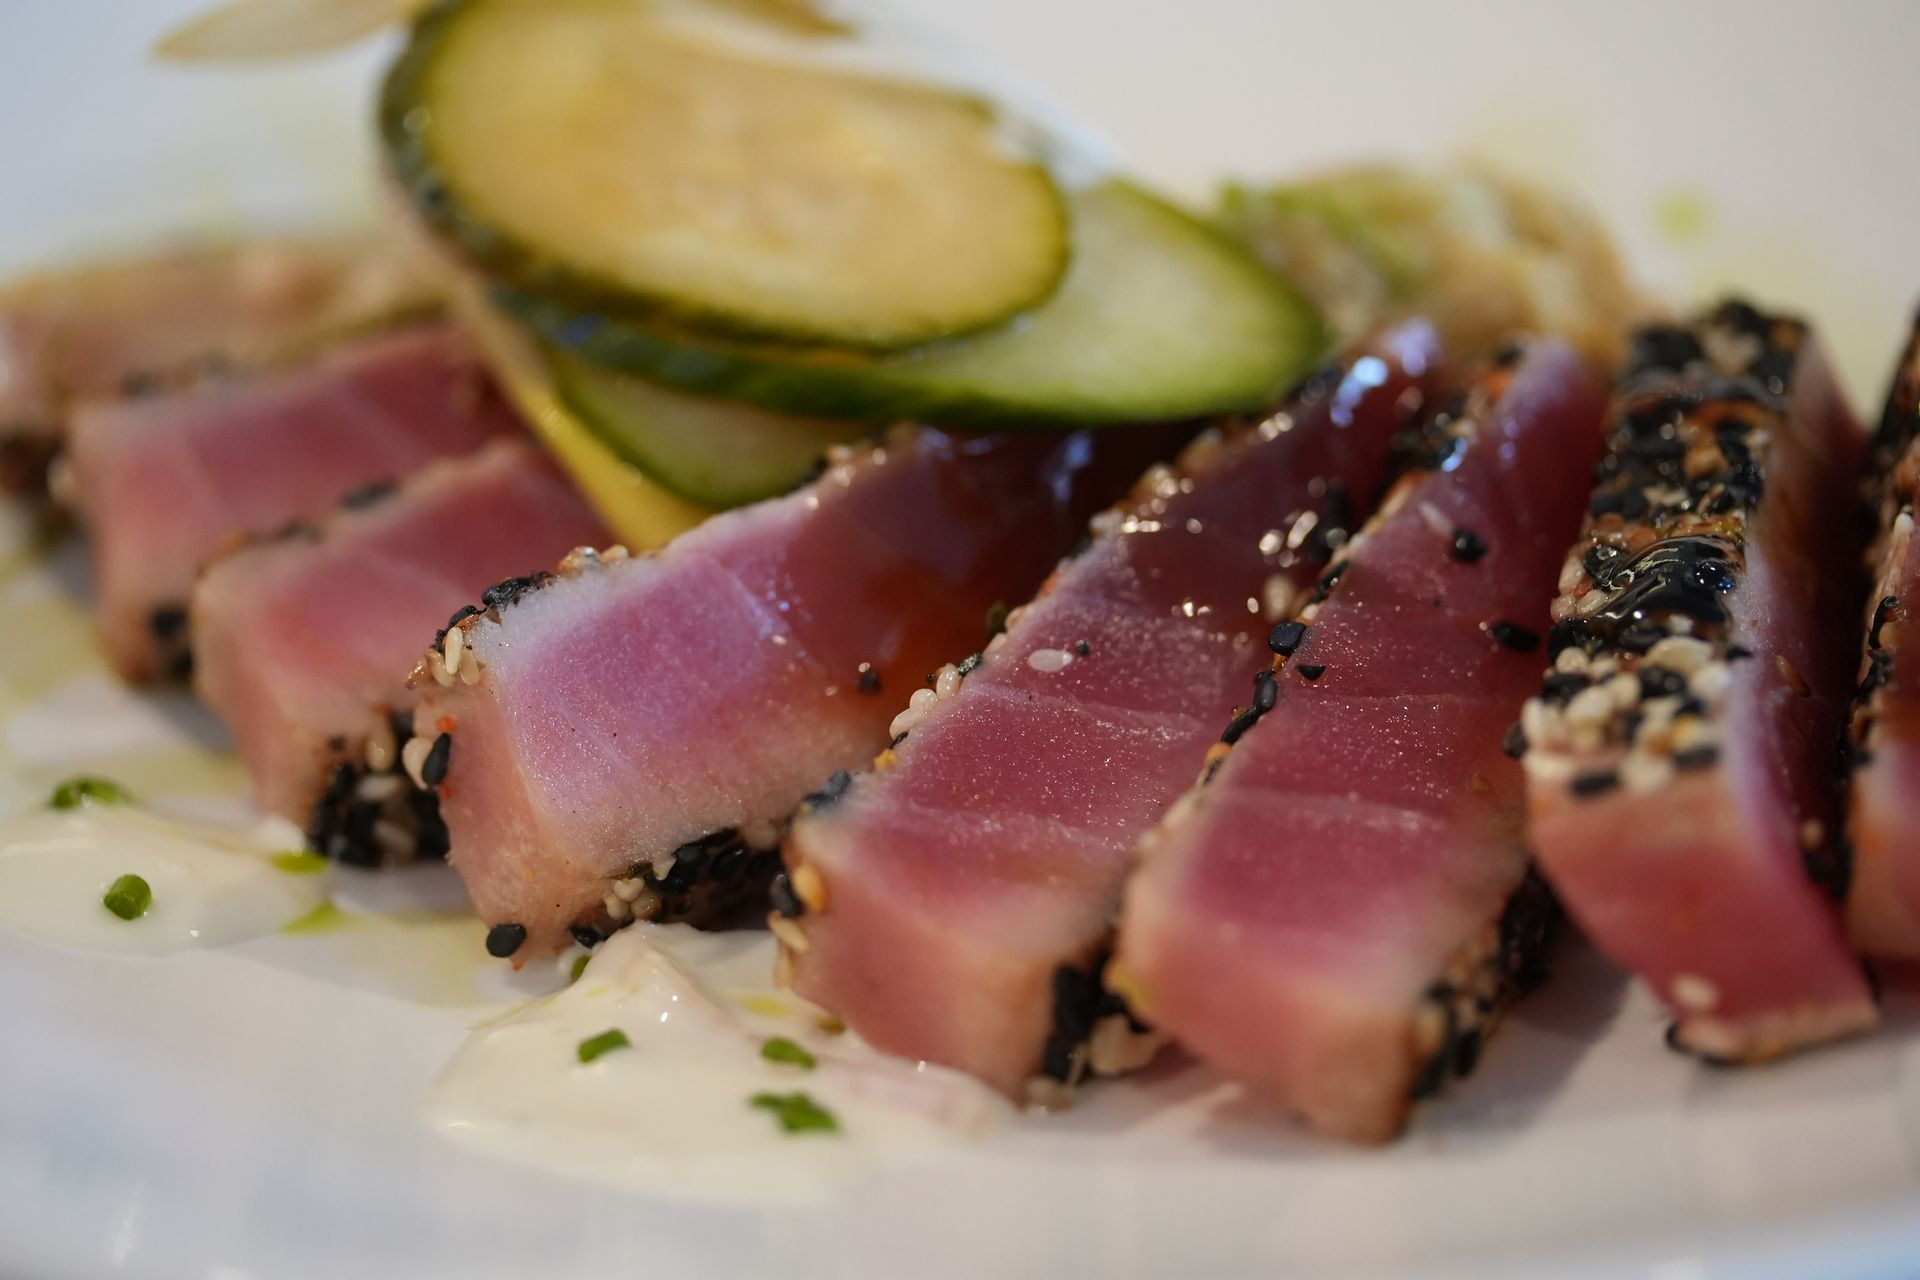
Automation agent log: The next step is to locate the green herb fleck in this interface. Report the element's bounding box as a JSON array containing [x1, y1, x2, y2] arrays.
[[750, 1090, 839, 1135], [760, 1036, 817, 1069], [569, 954, 590, 984], [576, 1028, 631, 1063], [270, 851, 328, 875], [102, 874, 152, 921], [50, 777, 131, 810]]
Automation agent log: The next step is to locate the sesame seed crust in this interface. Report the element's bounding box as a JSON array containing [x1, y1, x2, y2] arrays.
[[1519, 303, 1810, 827]]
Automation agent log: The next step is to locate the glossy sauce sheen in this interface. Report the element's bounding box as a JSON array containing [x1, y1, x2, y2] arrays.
[[418, 423, 1187, 954], [781, 324, 1443, 1097]]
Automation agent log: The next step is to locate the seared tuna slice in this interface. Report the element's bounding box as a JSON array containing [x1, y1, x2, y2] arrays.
[[408, 424, 1183, 958], [0, 237, 432, 491], [66, 324, 518, 682], [1847, 311, 1920, 957], [1521, 303, 1876, 1060], [191, 438, 607, 863], [1111, 339, 1607, 1142], [775, 324, 1443, 1100]]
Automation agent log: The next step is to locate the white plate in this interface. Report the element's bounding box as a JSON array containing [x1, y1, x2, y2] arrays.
[[4, 3, 1920, 1277]]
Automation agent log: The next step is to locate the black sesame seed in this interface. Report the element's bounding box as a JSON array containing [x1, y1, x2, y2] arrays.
[[1268, 620, 1307, 656], [1074, 640, 1091, 657], [1673, 744, 1721, 771], [1540, 671, 1591, 703], [421, 733, 453, 787], [1251, 669, 1279, 712], [955, 652, 982, 677], [1570, 770, 1620, 798], [1639, 666, 1689, 699], [1870, 595, 1900, 651], [1502, 721, 1527, 759], [340, 478, 398, 511], [804, 770, 853, 810], [1487, 620, 1541, 652], [1296, 663, 1326, 682], [150, 605, 189, 640], [485, 922, 528, 958], [570, 923, 604, 950], [1450, 528, 1488, 563], [855, 666, 881, 695], [769, 872, 804, 918]]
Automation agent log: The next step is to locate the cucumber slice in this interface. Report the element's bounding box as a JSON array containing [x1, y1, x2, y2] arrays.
[[502, 180, 1329, 429], [382, 0, 1068, 350], [455, 292, 714, 549], [549, 351, 872, 508]]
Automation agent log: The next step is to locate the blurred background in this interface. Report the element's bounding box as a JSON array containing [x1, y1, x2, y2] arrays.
[[2, 0, 1917, 400]]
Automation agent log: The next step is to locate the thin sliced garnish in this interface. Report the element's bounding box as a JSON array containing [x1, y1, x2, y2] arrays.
[[760, 1036, 817, 1069], [749, 1090, 839, 1134], [576, 1028, 632, 1064], [154, 0, 430, 61], [102, 874, 153, 921], [49, 777, 131, 810]]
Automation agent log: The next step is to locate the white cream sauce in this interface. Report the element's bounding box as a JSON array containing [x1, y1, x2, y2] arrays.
[[428, 924, 1008, 1203], [0, 803, 326, 954]]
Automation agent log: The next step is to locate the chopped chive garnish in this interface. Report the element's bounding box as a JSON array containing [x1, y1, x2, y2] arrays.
[[270, 851, 328, 875], [102, 874, 152, 921], [576, 1028, 631, 1063], [50, 776, 130, 810], [569, 954, 590, 984], [760, 1036, 817, 1069], [750, 1090, 839, 1135]]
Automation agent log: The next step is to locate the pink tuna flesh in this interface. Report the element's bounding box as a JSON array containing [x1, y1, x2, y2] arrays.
[[1113, 338, 1608, 1142], [1848, 314, 1920, 957], [66, 324, 518, 681], [1523, 305, 1876, 1062], [411, 423, 1186, 958], [0, 237, 430, 490], [780, 324, 1443, 1099], [190, 438, 607, 861]]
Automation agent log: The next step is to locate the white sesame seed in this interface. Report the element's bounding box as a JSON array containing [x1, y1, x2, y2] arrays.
[[372, 820, 412, 862], [1522, 752, 1577, 782], [650, 853, 676, 880], [441, 627, 465, 678], [1558, 557, 1586, 594], [364, 717, 397, 772], [401, 735, 433, 789], [1621, 751, 1675, 793], [935, 665, 964, 698], [768, 914, 810, 954], [1521, 698, 1563, 750], [1027, 647, 1074, 674], [1604, 673, 1640, 710], [1671, 973, 1720, 1011], [356, 772, 404, 803], [428, 658, 455, 688], [1646, 635, 1712, 674], [1689, 662, 1733, 704], [1671, 717, 1713, 752], [603, 892, 631, 921], [1555, 646, 1590, 674], [1565, 685, 1615, 728], [740, 819, 781, 850], [611, 877, 643, 902], [1576, 589, 1611, 618], [1086, 1015, 1165, 1076]]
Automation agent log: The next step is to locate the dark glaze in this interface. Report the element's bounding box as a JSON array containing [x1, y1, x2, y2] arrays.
[[1582, 536, 1741, 641]]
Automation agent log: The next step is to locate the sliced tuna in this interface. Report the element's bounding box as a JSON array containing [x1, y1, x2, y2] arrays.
[[66, 323, 518, 682], [0, 237, 433, 490], [1521, 303, 1877, 1060], [1111, 339, 1607, 1142], [408, 424, 1185, 960], [191, 437, 607, 863], [1847, 311, 1920, 957], [775, 324, 1443, 1100]]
